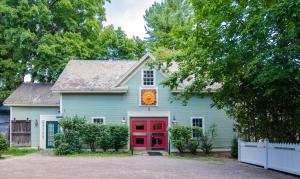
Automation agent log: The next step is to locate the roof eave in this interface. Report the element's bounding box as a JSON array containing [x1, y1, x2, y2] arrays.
[[51, 88, 128, 94], [3, 104, 60, 107]]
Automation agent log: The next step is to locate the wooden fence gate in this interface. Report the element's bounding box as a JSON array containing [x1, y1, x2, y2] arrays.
[[11, 120, 31, 147]]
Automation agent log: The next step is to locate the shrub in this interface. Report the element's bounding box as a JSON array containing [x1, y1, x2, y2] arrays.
[[97, 125, 112, 151], [200, 135, 213, 154], [82, 123, 101, 152], [168, 126, 192, 153], [231, 137, 238, 158], [200, 123, 217, 155], [110, 125, 129, 151], [0, 134, 9, 157], [187, 140, 199, 154], [54, 116, 86, 154]]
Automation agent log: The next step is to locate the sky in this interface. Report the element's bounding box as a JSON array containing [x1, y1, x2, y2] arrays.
[[104, 0, 162, 39]]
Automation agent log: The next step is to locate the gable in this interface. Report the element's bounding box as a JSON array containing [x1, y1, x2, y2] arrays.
[[114, 53, 169, 88]]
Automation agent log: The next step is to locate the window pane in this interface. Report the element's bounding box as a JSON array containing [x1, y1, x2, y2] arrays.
[[192, 118, 202, 138], [143, 70, 154, 86], [135, 123, 144, 130], [153, 123, 162, 130], [93, 118, 104, 124], [136, 138, 144, 144]]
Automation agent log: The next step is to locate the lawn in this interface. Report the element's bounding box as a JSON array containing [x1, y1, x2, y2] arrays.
[[40, 150, 132, 157], [1, 147, 39, 157], [168, 151, 233, 163]]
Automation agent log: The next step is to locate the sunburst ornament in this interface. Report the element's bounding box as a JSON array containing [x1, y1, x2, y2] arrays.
[[141, 89, 157, 105]]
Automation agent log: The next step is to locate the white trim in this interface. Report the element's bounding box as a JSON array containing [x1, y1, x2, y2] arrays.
[[52, 88, 128, 94], [40, 115, 58, 149], [91, 116, 106, 124], [114, 53, 155, 87], [59, 94, 62, 116], [128, 111, 170, 118], [190, 117, 205, 138], [5, 104, 59, 107], [141, 69, 156, 87], [139, 87, 158, 107], [9, 107, 12, 147]]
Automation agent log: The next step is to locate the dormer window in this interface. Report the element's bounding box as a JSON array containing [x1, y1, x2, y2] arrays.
[[142, 70, 155, 86]]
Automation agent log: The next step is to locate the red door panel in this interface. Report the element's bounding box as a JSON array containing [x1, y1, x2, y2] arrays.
[[150, 120, 167, 133], [151, 135, 167, 149], [131, 118, 168, 150], [132, 136, 147, 147], [131, 120, 147, 133]]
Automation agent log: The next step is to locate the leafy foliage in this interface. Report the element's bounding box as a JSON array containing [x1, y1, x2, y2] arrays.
[[200, 124, 217, 154], [168, 126, 192, 153], [97, 125, 112, 152], [231, 137, 238, 159], [144, 0, 193, 50], [187, 127, 202, 154], [82, 123, 101, 152], [110, 125, 129, 151], [54, 116, 86, 155], [146, 0, 300, 143], [54, 116, 129, 155], [0, 1, 146, 104], [187, 140, 199, 154], [0, 134, 9, 157]]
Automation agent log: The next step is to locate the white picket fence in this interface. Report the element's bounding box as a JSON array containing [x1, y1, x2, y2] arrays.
[[238, 139, 300, 176]]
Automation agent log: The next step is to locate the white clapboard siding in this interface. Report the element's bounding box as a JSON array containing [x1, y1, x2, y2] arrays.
[[239, 139, 300, 176]]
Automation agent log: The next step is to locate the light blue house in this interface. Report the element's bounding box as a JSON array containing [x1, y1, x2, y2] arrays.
[[4, 53, 234, 150]]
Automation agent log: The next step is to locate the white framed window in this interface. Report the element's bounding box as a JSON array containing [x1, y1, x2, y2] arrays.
[[142, 69, 155, 86], [92, 117, 105, 124], [191, 117, 204, 138]]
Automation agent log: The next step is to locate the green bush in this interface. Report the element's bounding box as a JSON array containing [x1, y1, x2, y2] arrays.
[[54, 116, 86, 154], [200, 135, 213, 154], [0, 134, 9, 157], [168, 126, 192, 153], [187, 127, 202, 154], [110, 125, 129, 151], [54, 142, 74, 155], [231, 137, 238, 158], [187, 140, 199, 154], [200, 124, 217, 154], [97, 125, 112, 151], [54, 116, 130, 154], [82, 123, 101, 152]]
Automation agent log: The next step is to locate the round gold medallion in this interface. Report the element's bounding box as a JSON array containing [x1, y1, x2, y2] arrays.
[[142, 91, 156, 105]]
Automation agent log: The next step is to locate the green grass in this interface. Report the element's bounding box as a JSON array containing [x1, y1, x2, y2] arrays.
[[2, 147, 39, 157], [167, 152, 226, 163], [55, 151, 132, 157]]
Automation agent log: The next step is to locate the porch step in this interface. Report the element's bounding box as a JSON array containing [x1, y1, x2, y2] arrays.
[[133, 150, 168, 156]]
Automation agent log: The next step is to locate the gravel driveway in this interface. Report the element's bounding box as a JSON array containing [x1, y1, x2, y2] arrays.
[[0, 154, 298, 179]]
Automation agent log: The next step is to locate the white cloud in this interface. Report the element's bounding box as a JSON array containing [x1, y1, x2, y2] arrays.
[[104, 0, 162, 39]]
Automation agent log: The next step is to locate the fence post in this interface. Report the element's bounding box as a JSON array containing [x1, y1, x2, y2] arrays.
[[264, 138, 269, 169], [238, 138, 241, 162]]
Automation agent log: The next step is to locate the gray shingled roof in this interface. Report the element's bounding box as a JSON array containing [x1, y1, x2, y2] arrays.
[[51, 60, 138, 91], [4, 83, 60, 106]]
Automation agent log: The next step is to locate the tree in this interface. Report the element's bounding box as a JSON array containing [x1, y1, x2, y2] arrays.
[[0, 0, 146, 104], [144, 0, 193, 51], [146, 0, 300, 142], [98, 26, 146, 60]]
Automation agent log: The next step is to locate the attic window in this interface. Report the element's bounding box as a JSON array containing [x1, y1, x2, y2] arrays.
[[92, 117, 105, 124], [142, 70, 155, 86]]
